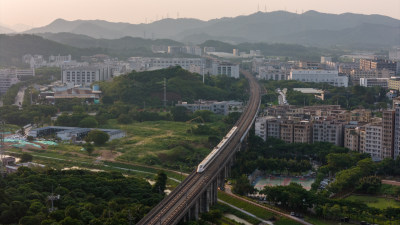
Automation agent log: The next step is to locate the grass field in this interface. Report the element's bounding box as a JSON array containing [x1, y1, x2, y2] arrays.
[[218, 191, 303, 225], [345, 195, 400, 210], [99, 119, 229, 171], [218, 191, 275, 220]]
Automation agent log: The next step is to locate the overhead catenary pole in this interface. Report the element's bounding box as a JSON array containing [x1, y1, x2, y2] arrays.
[[163, 78, 167, 108]]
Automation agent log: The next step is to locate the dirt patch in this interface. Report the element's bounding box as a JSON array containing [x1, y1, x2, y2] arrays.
[[97, 150, 122, 161], [133, 130, 173, 146], [382, 180, 400, 186]]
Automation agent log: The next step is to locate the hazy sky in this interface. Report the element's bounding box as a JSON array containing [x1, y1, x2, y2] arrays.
[[1, 0, 399, 27]]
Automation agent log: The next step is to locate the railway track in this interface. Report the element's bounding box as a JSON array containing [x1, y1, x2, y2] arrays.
[[137, 70, 261, 225]]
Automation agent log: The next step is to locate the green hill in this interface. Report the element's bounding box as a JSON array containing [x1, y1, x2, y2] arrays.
[[100, 66, 248, 107], [0, 34, 105, 66]]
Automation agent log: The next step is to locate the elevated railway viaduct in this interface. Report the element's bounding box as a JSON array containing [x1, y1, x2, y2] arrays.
[[137, 70, 261, 225]]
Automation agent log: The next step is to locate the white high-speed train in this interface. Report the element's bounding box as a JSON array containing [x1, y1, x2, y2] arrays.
[[197, 126, 238, 173]]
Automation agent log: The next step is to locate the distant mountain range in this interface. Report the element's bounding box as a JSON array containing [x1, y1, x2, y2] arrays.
[[23, 10, 400, 48], [0, 23, 33, 33], [0, 33, 345, 67], [0, 25, 15, 34]]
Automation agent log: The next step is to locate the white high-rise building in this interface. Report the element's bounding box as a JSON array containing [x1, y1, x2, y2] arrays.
[[211, 62, 240, 78], [258, 66, 289, 80], [150, 58, 205, 71], [290, 70, 348, 87], [0, 69, 19, 94], [62, 66, 112, 85], [364, 123, 383, 161]]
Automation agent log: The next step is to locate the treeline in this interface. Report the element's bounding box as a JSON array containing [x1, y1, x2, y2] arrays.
[[100, 66, 248, 108], [262, 80, 390, 110], [0, 105, 56, 126], [232, 135, 348, 178], [262, 183, 400, 224], [1, 67, 61, 106], [0, 167, 165, 225], [314, 153, 400, 193], [199, 40, 343, 61], [237, 134, 400, 224]]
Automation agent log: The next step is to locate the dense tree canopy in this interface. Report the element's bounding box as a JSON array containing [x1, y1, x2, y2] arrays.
[[0, 168, 162, 225], [262, 80, 390, 110], [85, 130, 109, 145], [99, 66, 248, 108]]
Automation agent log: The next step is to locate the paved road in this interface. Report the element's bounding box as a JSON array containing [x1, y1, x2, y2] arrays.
[[218, 199, 273, 225], [221, 191, 313, 225], [382, 180, 400, 186], [14, 87, 26, 107]]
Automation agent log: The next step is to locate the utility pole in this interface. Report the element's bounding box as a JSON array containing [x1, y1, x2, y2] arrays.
[[163, 78, 167, 108], [202, 64, 205, 84], [0, 120, 6, 178]]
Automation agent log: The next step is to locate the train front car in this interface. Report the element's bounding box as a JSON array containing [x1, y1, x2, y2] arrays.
[[196, 126, 238, 173]]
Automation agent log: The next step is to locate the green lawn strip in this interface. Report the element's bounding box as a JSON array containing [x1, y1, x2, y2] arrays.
[[219, 216, 246, 225], [345, 195, 400, 210], [6, 148, 184, 187], [379, 183, 400, 196], [31, 154, 184, 188], [213, 203, 261, 224], [274, 218, 304, 225], [218, 191, 276, 220], [303, 216, 353, 225], [102, 161, 187, 182]]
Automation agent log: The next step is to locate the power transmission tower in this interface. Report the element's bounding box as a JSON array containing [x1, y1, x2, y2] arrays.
[[48, 185, 60, 212]]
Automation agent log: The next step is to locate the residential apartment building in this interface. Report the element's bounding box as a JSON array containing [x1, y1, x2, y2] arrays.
[[389, 46, 400, 61], [382, 110, 395, 159], [290, 70, 348, 87], [364, 122, 383, 161], [349, 69, 394, 85], [255, 117, 268, 141], [280, 120, 295, 144], [0, 69, 19, 94], [293, 121, 313, 144], [344, 124, 362, 152], [312, 119, 344, 146], [394, 106, 400, 159], [360, 58, 397, 72], [388, 77, 400, 91]]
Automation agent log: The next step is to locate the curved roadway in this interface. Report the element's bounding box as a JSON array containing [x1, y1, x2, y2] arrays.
[[137, 70, 261, 225]]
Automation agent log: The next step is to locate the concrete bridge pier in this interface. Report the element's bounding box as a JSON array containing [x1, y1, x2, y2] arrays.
[[217, 170, 225, 190], [189, 200, 199, 221], [212, 179, 218, 204], [200, 188, 209, 213]]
